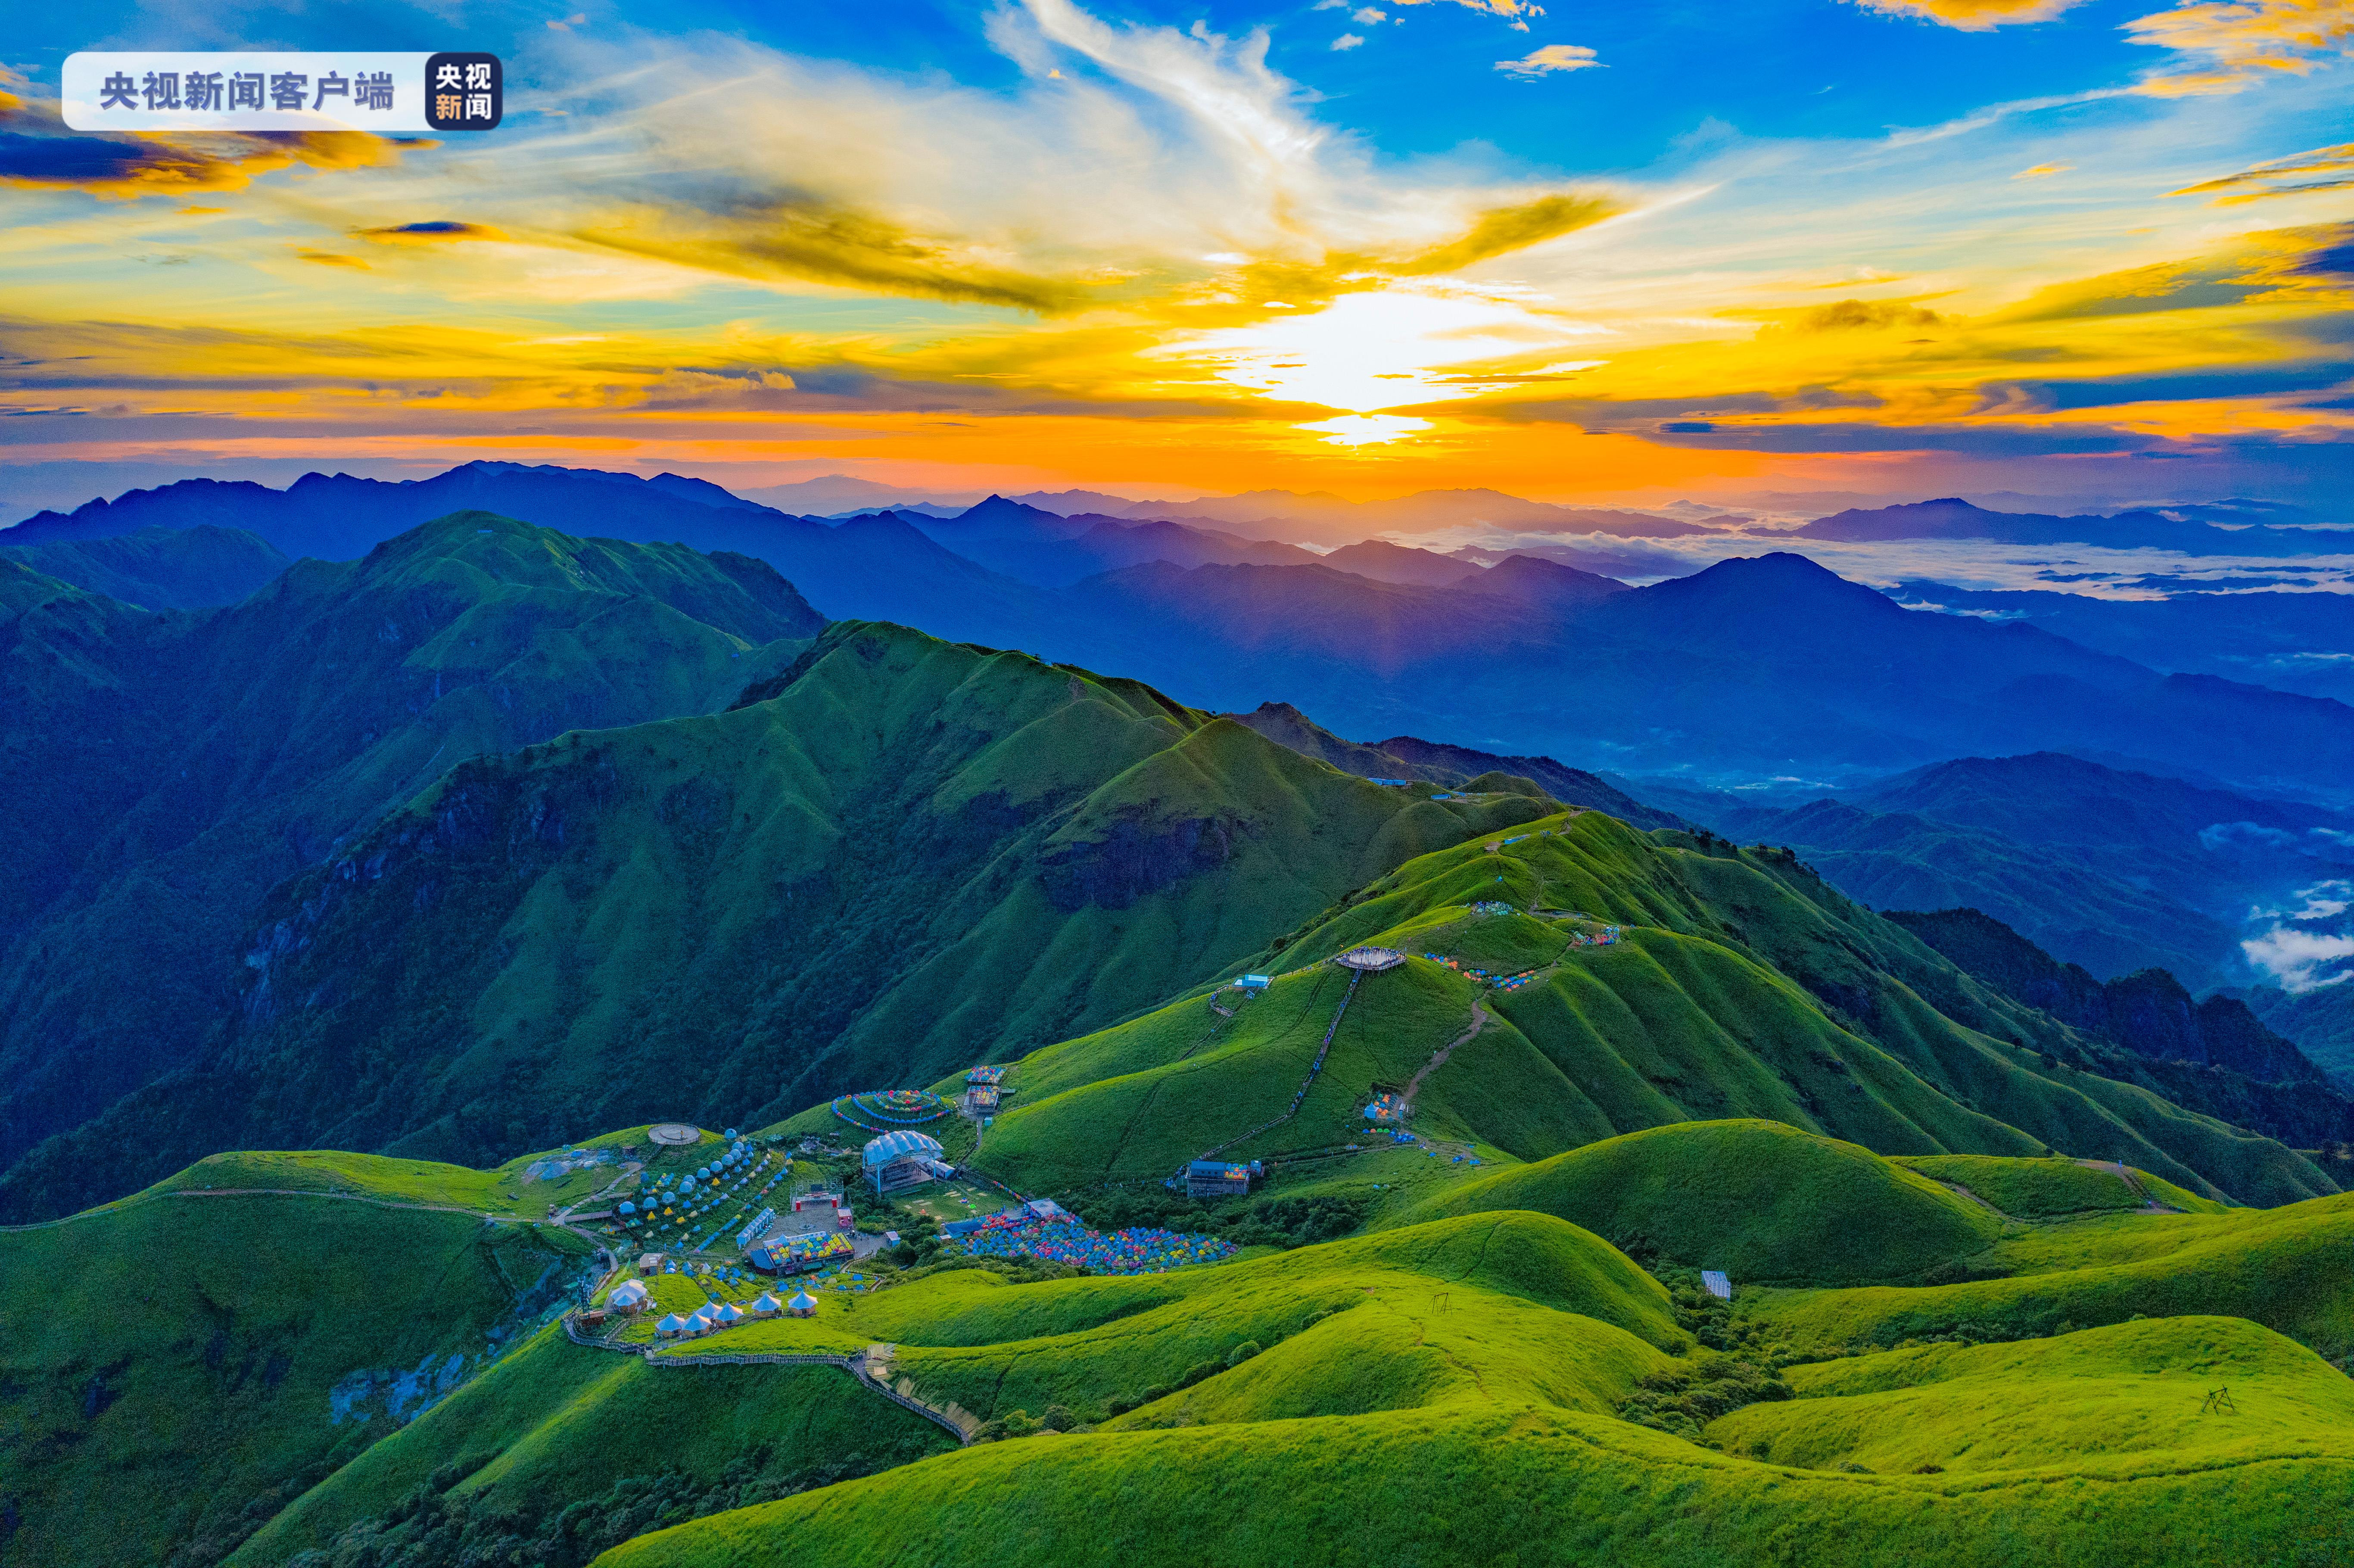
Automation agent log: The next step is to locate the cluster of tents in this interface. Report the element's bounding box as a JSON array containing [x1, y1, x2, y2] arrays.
[[951, 1216, 1238, 1275]]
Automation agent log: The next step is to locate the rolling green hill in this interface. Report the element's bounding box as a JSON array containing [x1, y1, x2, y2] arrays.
[[575, 1199, 2354, 1568], [1401, 1120, 2005, 1285], [0, 512, 824, 1194], [2, 621, 1546, 1220], [1749, 1190, 2354, 1358], [22, 1113, 2354, 1567]]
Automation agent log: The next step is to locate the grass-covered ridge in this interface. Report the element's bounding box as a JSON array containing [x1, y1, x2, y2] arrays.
[[1896, 1153, 2230, 1219], [1401, 1120, 2004, 1285], [970, 810, 2336, 1208], [1713, 1316, 2354, 1478], [1750, 1191, 2354, 1358]]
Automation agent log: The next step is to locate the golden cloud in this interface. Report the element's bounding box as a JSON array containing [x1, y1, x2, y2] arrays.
[[2127, 0, 2354, 94], [1389, 193, 1622, 274], [2171, 140, 2354, 201], [1844, 0, 2087, 31]]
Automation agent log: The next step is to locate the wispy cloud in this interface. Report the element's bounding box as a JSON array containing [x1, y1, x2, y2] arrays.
[[2171, 141, 2354, 202], [2128, 0, 2354, 96], [2012, 161, 2074, 178], [1495, 44, 1603, 77]]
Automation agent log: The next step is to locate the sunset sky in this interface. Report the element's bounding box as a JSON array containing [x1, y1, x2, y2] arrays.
[[3, 0, 2352, 514]]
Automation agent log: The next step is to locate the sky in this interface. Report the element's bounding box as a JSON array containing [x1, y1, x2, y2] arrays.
[[3, 0, 2353, 516]]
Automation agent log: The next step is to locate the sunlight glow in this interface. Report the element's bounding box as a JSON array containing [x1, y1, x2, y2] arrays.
[[1161, 286, 1607, 413]]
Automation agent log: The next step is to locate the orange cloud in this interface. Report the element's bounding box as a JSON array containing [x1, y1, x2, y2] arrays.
[[2128, 0, 2354, 95], [1845, 0, 2086, 31]]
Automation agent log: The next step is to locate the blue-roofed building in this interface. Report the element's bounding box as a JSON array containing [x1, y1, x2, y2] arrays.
[[862, 1130, 945, 1195]]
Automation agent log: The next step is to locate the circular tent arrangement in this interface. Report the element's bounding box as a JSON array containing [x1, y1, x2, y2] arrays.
[[838, 1089, 951, 1127]]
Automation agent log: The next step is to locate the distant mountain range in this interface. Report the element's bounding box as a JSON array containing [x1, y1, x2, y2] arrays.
[[10, 464, 2353, 800], [1797, 497, 2354, 556], [1889, 906, 2354, 1141], [1890, 581, 2354, 706], [1651, 752, 2354, 992]]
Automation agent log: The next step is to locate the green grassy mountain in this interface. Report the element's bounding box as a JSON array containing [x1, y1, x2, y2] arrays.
[[0, 513, 823, 1187], [962, 809, 2333, 1209], [0, 621, 1547, 1220], [1401, 1119, 2005, 1285]]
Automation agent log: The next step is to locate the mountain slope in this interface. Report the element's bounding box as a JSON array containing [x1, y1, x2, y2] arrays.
[[1890, 581, 2354, 706], [1226, 700, 1682, 829], [0, 622, 1548, 1220], [0, 1188, 595, 1568], [0, 523, 289, 608], [0, 513, 823, 1176], [967, 809, 2334, 1208]]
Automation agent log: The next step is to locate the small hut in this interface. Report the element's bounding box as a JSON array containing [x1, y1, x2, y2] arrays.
[[787, 1291, 819, 1319], [748, 1292, 782, 1319]]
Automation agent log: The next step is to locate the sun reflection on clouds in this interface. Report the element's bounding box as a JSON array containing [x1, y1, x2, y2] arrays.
[[1157, 285, 1609, 412], [1297, 413, 1435, 445]]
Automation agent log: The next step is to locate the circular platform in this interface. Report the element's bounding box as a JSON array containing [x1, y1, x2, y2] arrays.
[[648, 1123, 702, 1147], [1335, 946, 1405, 971]]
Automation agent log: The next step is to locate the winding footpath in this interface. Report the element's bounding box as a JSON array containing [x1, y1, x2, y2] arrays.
[[563, 1316, 976, 1444]]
